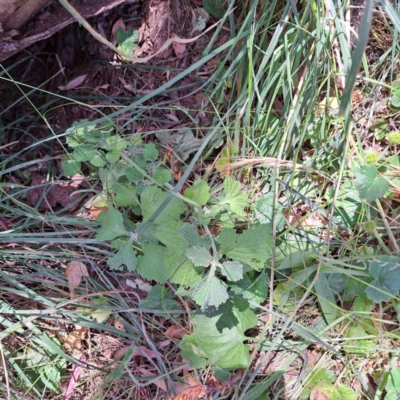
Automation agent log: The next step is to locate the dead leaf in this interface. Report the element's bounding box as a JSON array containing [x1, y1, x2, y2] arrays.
[[64, 325, 87, 353], [65, 261, 88, 293], [133, 346, 157, 359], [88, 205, 108, 220], [94, 84, 110, 92], [139, 367, 188, 394], [172, 33, 186, 59], [58, 74, 87, 91], [27, 173, 83, 211], [113, 345, 131, 360], [117, 76, 135, 93], [113, 318, 126, 332], [70, 174, 85, 188], [351, 90, 363, 105], [158, 339, 171, 348], [112, 18, 126, 42], [169, 382, 211, 400], [165, 325, 187, 339]]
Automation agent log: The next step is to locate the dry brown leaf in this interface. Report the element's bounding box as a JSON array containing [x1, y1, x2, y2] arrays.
[[113, 345, 131, 360], [133, 346, 157, 359], [117, 76, 135, 93], [94, 84, 110, 92], [169, 385, 210, 400], [165, 325, 187, 339], [139, 367, 187, 394], [88, 205, 108, 220], [58, 74, 87, 91], [113, 318, 126, 331], [65, 261, 88, 290], [112, 17, 126, 42], [172, 33, 186, 59], [70, 173, 85, 188], [351, 90, 363, 105], [64, 325, 87, 353]]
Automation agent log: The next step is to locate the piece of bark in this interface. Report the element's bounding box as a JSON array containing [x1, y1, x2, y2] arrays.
[[0, 0, 51, 31]]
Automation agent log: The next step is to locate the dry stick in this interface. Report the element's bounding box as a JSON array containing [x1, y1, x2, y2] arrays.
[[58, 0, 222, 64]]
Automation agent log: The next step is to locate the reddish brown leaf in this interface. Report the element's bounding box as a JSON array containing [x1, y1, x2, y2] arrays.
[[165, 325, 187, 339], [65, 261, 88, 291]]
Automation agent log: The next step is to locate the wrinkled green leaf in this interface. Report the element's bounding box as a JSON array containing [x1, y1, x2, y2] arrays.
[[310, 382, 358, 400], [112, 184, 138, 207], [343, 325, 375, 355], [217, 225, 273, 270], [300, 369, 335, 399], [105, 149, 121, 163], [108, 239, 137, 271], [73, 144, 97, 162], [91, 297, 112, 323], [126, 167, 143, 183], [202, 0, 227, 18], [391, 81, 400, 107], [141, 186, 186, 225], [218, 261, 243, 282], [184, 179, 210, 206], [61, 158, 81, 176], [186, 246, 212, 267], [222, 177, 249, 218], [153, 168, 172, 185], [178, 223, 211, 249], [190, 297, 257, 368], [180, 335, 208, 369], [351, 295, 378, 335], [15, 341, 66, 392], [96, 206, 128, 241], [143, 142, 158, 161], [192, 276, 229, 309], [255, 193, 285, 230], [137, 244, 167, 282], [230, 273, 268, 307]]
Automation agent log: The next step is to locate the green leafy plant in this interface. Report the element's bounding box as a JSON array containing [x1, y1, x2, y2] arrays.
[[391, 78, 400, 107], [354, 164, 389, 202], [61, 121, 275, 369], [13, 342, 66, 393], [385, 367, 400, 400], [116, 27, 139, 60], [202, 0, 227, 19]]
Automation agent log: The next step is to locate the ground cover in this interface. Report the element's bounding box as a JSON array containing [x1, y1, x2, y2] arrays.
[[1, 0, 400, 399]]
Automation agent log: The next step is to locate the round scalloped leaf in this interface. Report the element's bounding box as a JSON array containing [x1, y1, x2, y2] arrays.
[[61, 158, 81, 176], [366, 256, 400, 303], [143, 142, 158, 161], [354, 165, 389, 202], [153, 168, 172, 185]]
